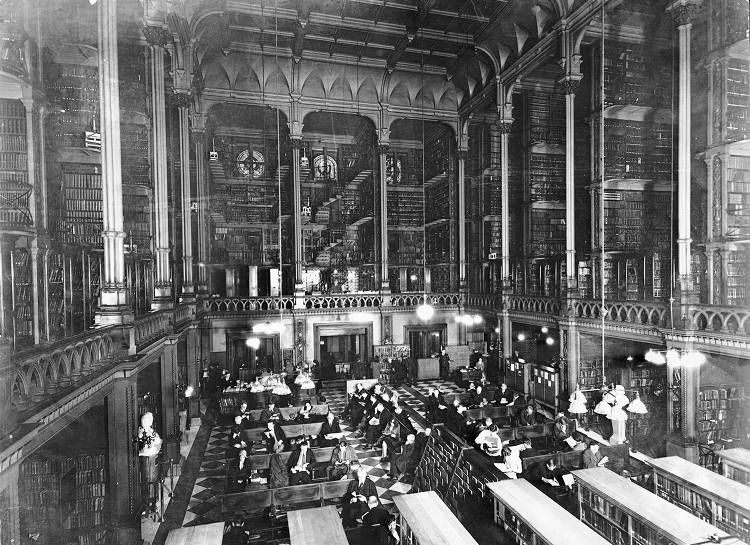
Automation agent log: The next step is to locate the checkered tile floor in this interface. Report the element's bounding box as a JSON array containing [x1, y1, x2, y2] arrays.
[[182, 380, 463, 528]]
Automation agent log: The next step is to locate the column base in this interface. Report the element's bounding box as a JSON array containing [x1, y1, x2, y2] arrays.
[[95, 307, 134, 326], [151, 297, 174, 311]]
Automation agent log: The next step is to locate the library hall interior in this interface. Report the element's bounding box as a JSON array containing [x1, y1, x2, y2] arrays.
[[1, 0, 750, 543]]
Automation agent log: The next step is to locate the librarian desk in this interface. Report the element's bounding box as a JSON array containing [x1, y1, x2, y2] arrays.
[[717, 448, 750, 486], [165, 522, 224, 545], [394, 491, 480, 545], [648, 455, 750, 542], [287, 505, 348, 545], [488, 479, 611, 545], [572, 467, 747, 545]]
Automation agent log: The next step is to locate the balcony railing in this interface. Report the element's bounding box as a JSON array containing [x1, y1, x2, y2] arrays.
[[10, 326, 118, 414], [304, 294, 382, 309], [573, 298, 670, 328], [508, 295, 563, 316], [686, 304, 750, 338], [202, 297, 295, 313]]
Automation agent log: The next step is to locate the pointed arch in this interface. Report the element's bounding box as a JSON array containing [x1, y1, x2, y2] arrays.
[[357, 77, 379, 103], [329, 75, 354, 101], [301, 73, 326, 98]]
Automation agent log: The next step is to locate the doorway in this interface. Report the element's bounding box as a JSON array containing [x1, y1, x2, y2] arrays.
[[315, 324, 372, 377], [406, 326, 446, 359]]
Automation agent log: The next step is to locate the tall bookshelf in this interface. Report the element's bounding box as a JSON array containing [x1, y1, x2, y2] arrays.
[[48, 252, 66, 339], [701, 0, 749, 307], [697, 384, 745, 440], [12, 247, 33, 345], [0, 98, 32, 228], [19, 451, 108, 545]]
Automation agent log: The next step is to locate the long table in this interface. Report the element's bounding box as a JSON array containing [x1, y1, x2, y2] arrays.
[[288, 506, 348, 545]]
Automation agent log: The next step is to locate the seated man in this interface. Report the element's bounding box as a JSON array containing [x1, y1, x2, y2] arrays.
[[493, 383, 512, 405], [358, 495, 390, 539], [539, 458, 574, 490], [226, 449, 252, 492], [518, 437, 540, 459], [343, 467, 379, 527], [228, 416, 248, 459], [318, 411, 344, 447], [553, 412, 573, 450], [234, 401, 253, 429], [329, 438, 359, 480], [566, 432, 588, 452], [379, 417, 401, 462], [516, 404, 540, 427], [365, 403, 392, 448], [287, 439, 315, 485], [263, 421, 287, 453], [392, 402, 415, 437], [260, 401, 282, 426], [475, 424, 503, 457], [389, 433, 417, 480], [582, 441, 609, 468], [468, 386, 488, 408]]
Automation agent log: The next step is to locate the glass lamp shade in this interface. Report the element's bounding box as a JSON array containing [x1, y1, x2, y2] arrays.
[[416, 302, 435, 322], [626, 392, 648, 414], [568, 389, 588, 414], [594, 389, 613, 416]]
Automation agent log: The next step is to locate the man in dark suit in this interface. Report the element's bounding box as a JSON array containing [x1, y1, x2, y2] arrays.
[[263, 421, 286, 452], [342, 467, 379, 527], [287, 440, 315, 485], [234, 401, 253, 429], [389, 433, 417, 480], [226, 449, 252, 492], [414, 426, 432, 459], [518, 437, 540, 459], [228, 416, 248, 459], [516, 404, 540, 427], [493, 383, 513, 406], [318, 411, 343, 447], [365, 402, 392, 447], [260, 401, 282, 426], [358, 496, 391, 539]]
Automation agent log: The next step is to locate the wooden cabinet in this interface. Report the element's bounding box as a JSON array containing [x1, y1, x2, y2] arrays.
[[649, 456, 750, 542], [573, 467, 744, 545], [488, 480, 610, 545], [394, 491, 479, 545]]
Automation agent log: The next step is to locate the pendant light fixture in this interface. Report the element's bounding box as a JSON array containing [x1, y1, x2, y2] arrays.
[[416, 39, 434, 323]]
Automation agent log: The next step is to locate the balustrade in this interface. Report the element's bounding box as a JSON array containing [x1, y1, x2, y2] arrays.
[[686, 305, 750, 338], [10, 327, 117, 413]]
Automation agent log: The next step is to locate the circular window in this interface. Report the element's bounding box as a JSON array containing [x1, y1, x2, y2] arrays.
[[236, 149, 265, 178]]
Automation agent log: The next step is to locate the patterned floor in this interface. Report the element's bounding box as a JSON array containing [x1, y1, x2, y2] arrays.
[[181, 380, 463, 528]]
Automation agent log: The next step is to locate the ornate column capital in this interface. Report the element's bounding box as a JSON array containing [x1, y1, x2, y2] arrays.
[[666, 0, 702, 27], [168, 90, 192, 109], [558, 76, 582, 95], [495, 118, 513, 134], [143, 25, 172, 47]]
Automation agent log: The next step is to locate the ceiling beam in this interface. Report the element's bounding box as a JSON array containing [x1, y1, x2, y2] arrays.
[[227, 8, 475, 44]]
